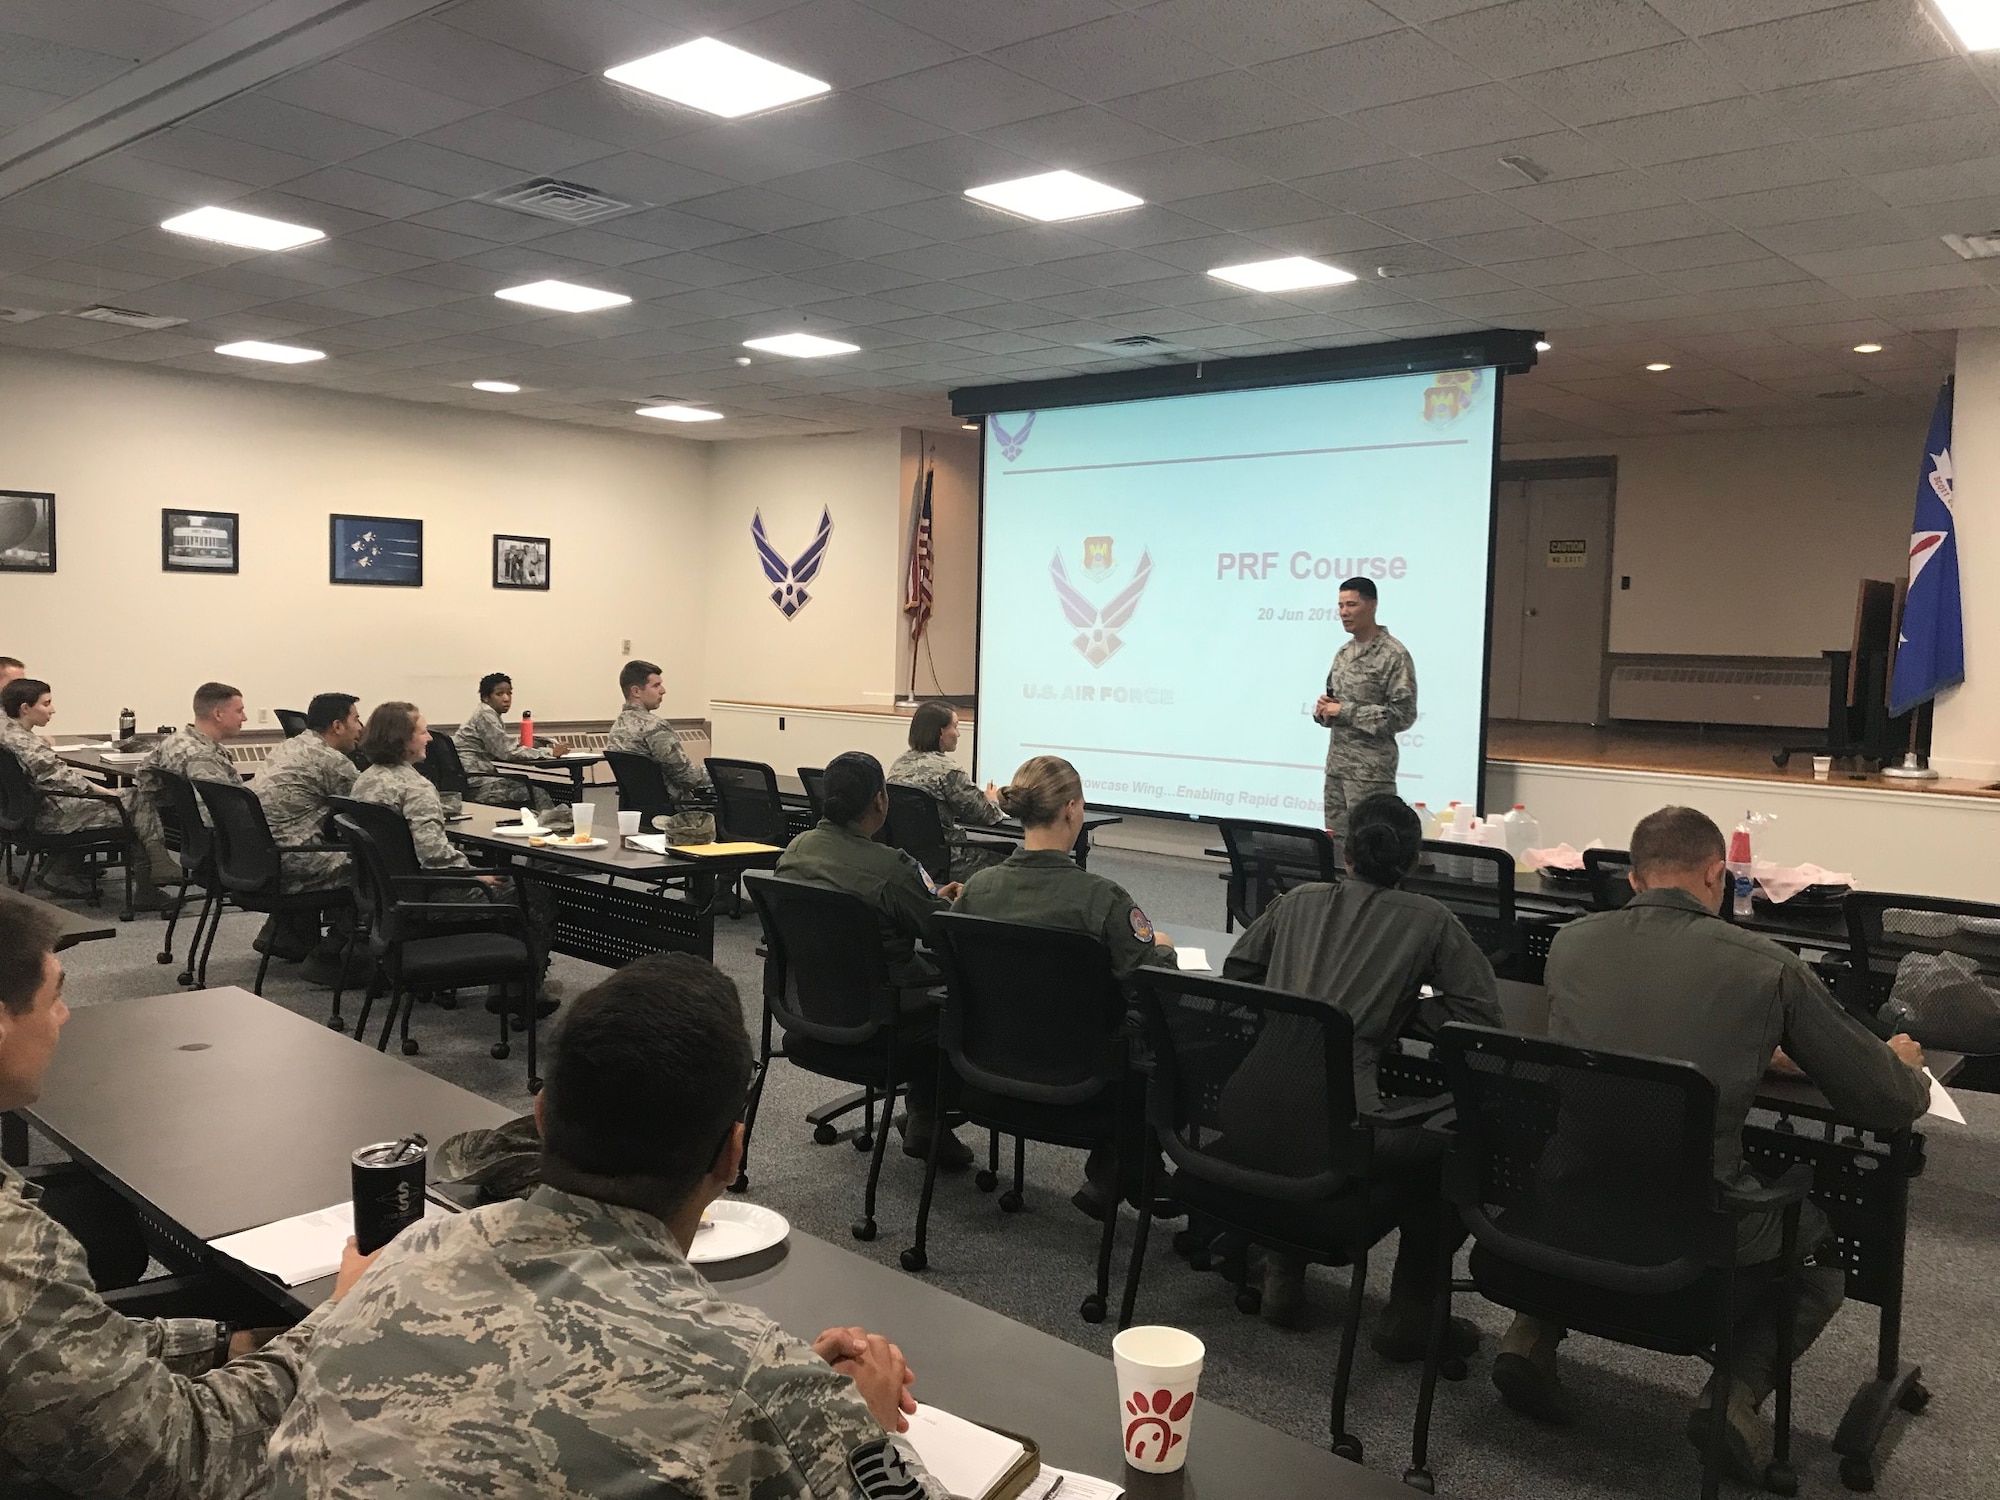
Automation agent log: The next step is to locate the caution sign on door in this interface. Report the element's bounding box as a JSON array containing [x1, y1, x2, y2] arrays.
[[1547, 539, 1587, 569]]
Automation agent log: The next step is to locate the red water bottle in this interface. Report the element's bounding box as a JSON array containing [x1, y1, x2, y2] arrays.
[[1727, 817, 1754, 919], [520, 710, 534, 749]]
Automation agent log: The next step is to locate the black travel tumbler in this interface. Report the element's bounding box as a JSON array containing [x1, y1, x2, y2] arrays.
[[351, 1135, 428, 1254]]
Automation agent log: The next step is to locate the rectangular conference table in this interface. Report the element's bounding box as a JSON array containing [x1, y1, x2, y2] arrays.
[[777, 788, 1124, 869], [490, 750, 603, 799], [19, 984, 1414, 1500]]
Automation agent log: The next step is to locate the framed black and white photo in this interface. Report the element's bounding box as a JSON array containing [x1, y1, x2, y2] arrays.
[[0, 490, 55, 573], [493, 534, 550, 591], [161, 509, 239, 573], [330, 513, 423, 586]]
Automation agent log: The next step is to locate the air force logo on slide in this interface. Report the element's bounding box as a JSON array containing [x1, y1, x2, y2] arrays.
[[752, 506, 833, 620], [1051, 537, 1153, 668], [990, 410, 1036, 462]]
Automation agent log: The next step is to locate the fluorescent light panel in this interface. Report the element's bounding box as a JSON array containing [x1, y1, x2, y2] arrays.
[[162, 206, 322, 251], [1206, 256, 1357, 292], [637, 404, 723, 422], [1853, 342, 1883, 354], [605, 38, 829, 117], [215, 340, 323, 364], [1646, 362, 1673, 372], [472, 380, 520, 392], [1936, 1, 2000, 51], [494, 280, 630, 313], [743, 333, 859, 358], [1535, 339, 1552, 352], [964, 170, 1142, 222]]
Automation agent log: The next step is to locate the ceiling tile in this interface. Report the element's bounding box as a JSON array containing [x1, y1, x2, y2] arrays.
[[762, 162, 940, 214], [1106, 72, 1325, 144], [276, 166, 456, 220], [854, 0, 1123, 53], [345, 140, 523, 198], [1172, 182, 1340, 230], [1427, 0, 1680, 79], [1134, 0, 1401, 67], [334, 19, 583, 110], [668, 187, 838, 235], [1423, 130, 1627, 192], [986, 14, 1223, 102], [1698, 1, 1954, 92], [1370, 193, 1535, 238], [722, 0, 964, 89], [1702, 178, 1890, 228], [1254, 29, 1484, 113], [1091, 146, 1265, 202], [1205, 115, 1400, 179], [1347, 83, 1564, 154], [1297, 158, 1466, 212], [1514, 42, 1744, 128], [1866, 157, 2000, 209], [195, 93, 400, 162], [415, 111, 620, 176], [1582, 97, 1798, 167], [0, 30, 135, 95], [858, 58, 1082, 131], [1646, 142, 1846, 200]]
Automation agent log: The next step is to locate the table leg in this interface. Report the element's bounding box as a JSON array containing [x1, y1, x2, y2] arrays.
[[1830, 1128, 1929, 1491], [1075, 828, 1092, 871]]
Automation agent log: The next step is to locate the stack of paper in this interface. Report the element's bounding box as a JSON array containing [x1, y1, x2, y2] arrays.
[[208, 1200, 443, 1286], [903, 1405, 1027, 1500], [1174, 947, 1211, 973]]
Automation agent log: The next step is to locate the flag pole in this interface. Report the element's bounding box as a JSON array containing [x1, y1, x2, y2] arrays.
[[897, 436, 929, 707]]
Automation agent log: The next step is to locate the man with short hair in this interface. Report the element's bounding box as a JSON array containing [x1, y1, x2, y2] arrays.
[[267, 953, 948, 1499], [252, 692, 363, 972], [0, 657, 23, 689], [0, 892, 373, 1500], [132, 681, 247, 881], [607, 658, 715, 844], [452, 672, 573, 830], [1313, 578, 1417, 838], [1492, 806, 1928, 1480]]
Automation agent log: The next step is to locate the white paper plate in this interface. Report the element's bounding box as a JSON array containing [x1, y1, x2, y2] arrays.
[[688, 1199, 790, 1264], [530, 835, 607, 850], [492, 823, 542, 838], [559, 750, 596, 759]]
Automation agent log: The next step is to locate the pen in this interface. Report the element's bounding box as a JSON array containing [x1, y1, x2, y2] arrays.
[[1043, 1477, 1064, 1500]]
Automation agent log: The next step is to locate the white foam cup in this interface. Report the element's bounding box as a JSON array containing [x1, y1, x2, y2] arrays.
[[1112, 1325, 1204, 1473], [570, 802, 594, 839], [617, 810, 641, 836]]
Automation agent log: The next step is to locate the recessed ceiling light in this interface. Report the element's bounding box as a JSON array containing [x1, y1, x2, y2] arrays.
[[964, 170, 1143, 223], [494, 280, 631, 313], [605, 37, 830, 118], [161, 206, 323, 251], [1535, 339, 1552, 352], [472, 380, 521, 393], [1853, 342, 1883, 354], [743, 333, 859, 358], [1206, 256, 1358, 293], [1936, 1, 2000, 51], [961, 421, 979, 431], [1646, 362, 1672, 372], [637, 404, 723, 422], [214, 340, 324, 364]]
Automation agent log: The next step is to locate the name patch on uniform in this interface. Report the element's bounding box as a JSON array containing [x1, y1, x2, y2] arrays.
[[1130, 906, 1155, 942]]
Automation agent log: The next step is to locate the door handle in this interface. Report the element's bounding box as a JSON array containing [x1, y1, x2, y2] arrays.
[[1525, 608, 1539, 617]]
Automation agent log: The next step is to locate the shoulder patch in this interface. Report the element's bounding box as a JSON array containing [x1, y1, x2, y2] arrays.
[[1129, 905, 1155, 942], [916, 861, 940, 896]]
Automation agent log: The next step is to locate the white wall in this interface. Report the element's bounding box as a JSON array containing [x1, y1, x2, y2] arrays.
[[1505, 422, 1924, 658], [1933, 329, 2000, 782], [896, 427, 979, 698], [0, 351, 709, 733]]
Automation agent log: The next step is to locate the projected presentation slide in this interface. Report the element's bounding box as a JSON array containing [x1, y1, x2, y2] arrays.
[[976, 368, 1497, 824]]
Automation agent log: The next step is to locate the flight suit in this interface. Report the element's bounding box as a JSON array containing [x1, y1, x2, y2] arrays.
[[775, 819, 948, 988], [1318, 629, 1417, 836], [954, 848, 1176, 977]]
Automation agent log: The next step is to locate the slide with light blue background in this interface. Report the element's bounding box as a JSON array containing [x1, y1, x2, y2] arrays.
[[976, 367, 1498, 824]]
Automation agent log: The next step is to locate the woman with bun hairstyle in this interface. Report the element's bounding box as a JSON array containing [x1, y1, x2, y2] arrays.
[[1219, 791, 1502, 1340]]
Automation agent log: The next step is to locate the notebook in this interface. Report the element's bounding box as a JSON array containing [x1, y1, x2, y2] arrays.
[[902, 1404, 1040, 1500]]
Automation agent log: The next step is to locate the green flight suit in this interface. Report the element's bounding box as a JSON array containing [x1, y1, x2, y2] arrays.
[[954, 848, 1176, 976]]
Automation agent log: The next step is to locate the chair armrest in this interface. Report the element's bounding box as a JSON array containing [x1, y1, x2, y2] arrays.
[[277, 843, 344, 857], [1422, 1107, 1459, 1138], [1360, 1094, 1454, 1129], [44, 785, 120, 806], [394, 899, 525, 927], [1720, 1163, 1814, 1214]]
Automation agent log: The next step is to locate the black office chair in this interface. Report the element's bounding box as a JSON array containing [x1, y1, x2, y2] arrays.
[[798, 766, 828, 821], [1405, 1023, 1813, 1500], [1583, 847, 1635, 911], [904, 912, 1135, 1323], [0, 747, 137, 920], [1843, 892, 2000, 1085], [884, 784, 954, 884], [329, 798, 545, 1088], [1418, 838, 1521, 968], [1120, 967, 1450, 1460], [743, 873, 923, 1240], [274, 709, 309, 739], [151, 770, 225, 984], [707, 757, 791, 845], [1215, 818, 1339, 931], [606, 750, 675, 831], [413, 734, 472, 801], [194, 779, 351, 995]]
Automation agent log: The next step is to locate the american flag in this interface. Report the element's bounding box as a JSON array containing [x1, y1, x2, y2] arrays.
[[903, 462, 934, 642]]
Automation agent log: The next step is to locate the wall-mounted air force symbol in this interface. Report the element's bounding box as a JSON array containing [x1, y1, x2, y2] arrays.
[[752, 506, 833, 620], [1051, 540, 1153, 667]]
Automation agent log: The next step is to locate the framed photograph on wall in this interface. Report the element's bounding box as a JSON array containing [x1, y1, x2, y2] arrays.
[[330, 513, 423, 586], [0, 490, 56, 573], [493, 534, 550, 590], [162, 509, 239, 573]]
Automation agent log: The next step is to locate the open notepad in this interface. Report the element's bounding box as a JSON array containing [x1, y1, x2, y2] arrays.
[[208, 1200, 445, 1286], [902, 1405, 1035, 1500]]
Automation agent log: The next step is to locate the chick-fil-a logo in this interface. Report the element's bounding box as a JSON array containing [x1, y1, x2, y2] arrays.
[[1124, 1387, 1194, 1463]]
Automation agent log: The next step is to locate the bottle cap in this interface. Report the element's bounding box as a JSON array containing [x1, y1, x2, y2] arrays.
[[1513, 803, 1525, 810]]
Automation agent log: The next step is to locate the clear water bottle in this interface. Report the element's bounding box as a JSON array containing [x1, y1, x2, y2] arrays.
[[118, 707, 135, 741], [1468, 816, 1502, 885], [1728, 814, 1756, 919], [1504, 804, 1540, 873], [1434, 803, 1460, 878]]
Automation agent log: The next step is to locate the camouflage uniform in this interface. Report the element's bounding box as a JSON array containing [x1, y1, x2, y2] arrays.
[[0, 719, 126, 837], [452, 704, 571, 829], [887, 748, 1008, 883], [1, 1161, 327, 1500], [253, 733, 355, 894], [776, 819, 949, 987], [264, 1185, 946, 1500], [132, 725, 240, 876], [608, 703, 716, 844], [1319, 629, 1417, 836], [955, 848, 1175, 977]]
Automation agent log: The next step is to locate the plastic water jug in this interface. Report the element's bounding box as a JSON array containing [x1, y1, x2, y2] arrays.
[[1504, 805, 1540, 874]]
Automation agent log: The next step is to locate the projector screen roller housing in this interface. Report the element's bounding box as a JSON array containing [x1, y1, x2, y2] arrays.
[[975, 367, 1498, 825]]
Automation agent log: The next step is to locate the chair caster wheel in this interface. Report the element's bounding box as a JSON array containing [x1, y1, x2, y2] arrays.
[[510, 1013, 526, 1032], [156, 951, 172, 964], [998, 1190, 1024, 1213], [1333, 1437, 1363, 1464], [1440, 1357, 1468, 1382], [976, 1169, 998, 1192], [401, 1038, 420, 1055], [1900, 1379, 1931, 1414], [491, 1043, 511, 1060], [176, 971, 194, 986], [327, 1016, 346, 1033], [1839, 1457, 1875, 1492], [852, 1218, 877, 1242], [1080, 1296, 1106, 1324], [900, 1248, 927, 1272], [1402, 1468, 1435, 1493], [1764, 1463, 1798, 1497], [729, 1173, 748, 1194], [435, 993, 458, 1011], [853, 1131, 874, 1153], [814, 1123, 840, 1145], [1235, 1288, 1262, 1315], [529, 1079, 542, 1095]]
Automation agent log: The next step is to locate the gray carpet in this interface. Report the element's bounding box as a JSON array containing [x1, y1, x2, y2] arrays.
[[32, 835, 1999, 1500]]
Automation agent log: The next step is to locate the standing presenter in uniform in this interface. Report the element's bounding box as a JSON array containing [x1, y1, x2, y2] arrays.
[[1315, 577, 1417, 838]]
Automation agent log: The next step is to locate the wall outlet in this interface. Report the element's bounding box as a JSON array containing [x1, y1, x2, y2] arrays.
[[258, 708, 270, 723], [621, 638, 631, 654]]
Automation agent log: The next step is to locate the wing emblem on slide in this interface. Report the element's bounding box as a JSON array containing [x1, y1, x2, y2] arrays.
[[752, 507, 833, 619], [1051, 544, 1153, 667], [990, 410, 1036, 461]]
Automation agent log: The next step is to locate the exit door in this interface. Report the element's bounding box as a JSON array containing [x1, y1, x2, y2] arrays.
[[1487, 466, 1614, 724]]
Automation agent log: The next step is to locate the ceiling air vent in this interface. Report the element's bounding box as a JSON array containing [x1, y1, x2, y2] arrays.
[[485, 177, 636, 226], [71, 304, 186, 329], [1942, 232, 2000, 260], [0, 306, 47, 324], [1107, 334, 1168, 349]]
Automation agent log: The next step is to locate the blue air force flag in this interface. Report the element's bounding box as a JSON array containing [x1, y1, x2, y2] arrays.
[[1889, 381, 1964, 716]]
